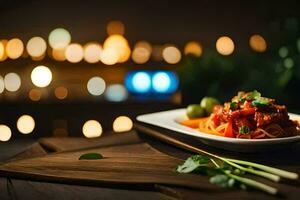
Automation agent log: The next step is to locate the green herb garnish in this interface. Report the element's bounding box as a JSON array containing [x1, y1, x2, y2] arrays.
[[251, 98, 270, 107], [79, 153, 103, 160], [246, 90, 261, 100], [239, 125, 250, 134], [230, 102, 238, 110], [177, 154, 298, 195]]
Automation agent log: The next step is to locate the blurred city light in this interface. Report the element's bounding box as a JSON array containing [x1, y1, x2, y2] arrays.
[[105, 84, 128, 102], [0, 41, 4, 59], [48, 28, 71, 49], [17, 115, 35, 134], [279, 46, 289, 58], [4, 73, 21, 92], [184, 41, 202, 57], [107, 20, 125, 35], [216, 36, 235, 55], [162, 45, 181, 64], [6, 38, 24, 59], [126, 71, 151, 93], [152, 71, 178, 93], [52, 48, 66, 61], [132, 41, 151, 64], [113, 116, 133, 132], [0, 76, 4, 93], [100, 47, 119, 65], [82, 120, 102, 138], [26, 36, 47, 57], [249, 34, 267, 52], [29, 88, 42, 101], [0, 125, 12, 142], [65, 43, 84, 63], [284, 57, 294, 69], [84, 43, 102, 63], [0, 40, 8, 61], [103, 34, 131, 63], [54, 86, 68, 99], [31, 66, 52, 87], [87, 77, 106, 96]]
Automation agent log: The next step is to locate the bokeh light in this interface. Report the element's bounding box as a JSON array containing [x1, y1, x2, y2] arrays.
[[284, 58, 294, 69], [48, 28, 71, 49], [107, 20, 125, 35], [105, 84, 128, 102], [0, 125, 12, 142], [82, 120, 102, 138], [4, 73, 21, 92], [17, 115, 35, 134], [103, 34, 131, 63], [65, 43, 84, 63], [100, 47, 119, 65], [152, 71, 178, 93], [6, 38, 24, 59], [132, 47, 151, 64], [184, 41, 203, 57], [84, 43, 102, 63], [26, 36, 47, 57], [249, 34, 267, 52], [0, 42, 4, 60], [54, 86, 68, 99], [162, 46, 181, 64], [29, 89, 42, 101], [31, 66, 52, 87], [0, 40, 8, 61], [216, 36, 235, 56], [87, 77, 106, 96], [52, 48, 66, 61], [113, 116, 133, 132], [131, 72, 151, 93], [279, 46, 289, 58], [0, 76, 4, 93]]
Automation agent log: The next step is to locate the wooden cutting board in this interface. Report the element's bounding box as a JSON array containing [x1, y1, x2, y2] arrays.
[[0, 134, 218, 191]]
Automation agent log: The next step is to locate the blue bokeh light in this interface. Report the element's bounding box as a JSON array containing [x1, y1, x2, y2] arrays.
[[125, 70, 178, 94]]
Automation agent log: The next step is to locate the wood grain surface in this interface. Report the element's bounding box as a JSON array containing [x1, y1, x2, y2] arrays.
[[0, 142, 217, 190]]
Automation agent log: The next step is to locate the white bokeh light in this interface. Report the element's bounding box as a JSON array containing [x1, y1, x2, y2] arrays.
[[31, 66, 52, 87], [26, 37, 47, 57], [84, 43, 102, 63], [17, 115, 35, 134], [65, 43, 84, 63], [48, 28, 71, 49], [113, 116, 133, 132], [0, 125, 12, 142], [0, 76, 4, 93], [87, 77, 106, 96], [4, 73, 21, 92], [82, 120, 102, 138]]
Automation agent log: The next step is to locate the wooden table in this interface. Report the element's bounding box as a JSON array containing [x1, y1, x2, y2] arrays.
[[0, 126, 300, 200]]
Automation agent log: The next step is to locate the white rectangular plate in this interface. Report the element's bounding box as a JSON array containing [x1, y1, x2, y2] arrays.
[[137, 108, 300, 152]]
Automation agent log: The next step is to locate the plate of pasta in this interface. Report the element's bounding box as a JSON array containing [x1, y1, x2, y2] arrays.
[[137, 91, 300, 151]]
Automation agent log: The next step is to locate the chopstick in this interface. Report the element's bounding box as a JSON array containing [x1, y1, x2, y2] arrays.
[[134, 123, 220, 158]]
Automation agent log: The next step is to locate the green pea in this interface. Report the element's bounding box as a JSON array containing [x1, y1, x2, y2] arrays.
[[186, 104, 206, 118], [200, 97, 220, 115]]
